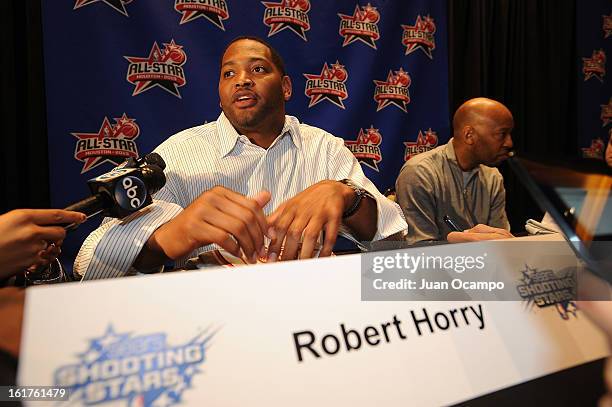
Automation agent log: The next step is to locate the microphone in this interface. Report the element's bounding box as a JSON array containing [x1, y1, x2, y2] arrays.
[[115, 152, 166, 171], [19, 156, 166, 286], [63, 155, 166, 227]]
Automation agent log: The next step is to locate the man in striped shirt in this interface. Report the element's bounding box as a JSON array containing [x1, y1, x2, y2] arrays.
[[74, 36, 407, 280]]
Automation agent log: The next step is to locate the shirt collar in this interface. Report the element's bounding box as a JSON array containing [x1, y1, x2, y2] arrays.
[[444, 137, 459, 162], [216, 112, 302, 157], [445, 137, 480, 178]]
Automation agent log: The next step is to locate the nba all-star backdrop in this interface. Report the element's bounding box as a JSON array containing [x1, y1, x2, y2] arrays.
[[41, 1, 449, 270], [577, 0, 611, 159]]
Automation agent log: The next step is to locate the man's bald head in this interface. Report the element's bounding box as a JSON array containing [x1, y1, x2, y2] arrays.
[[453, 98, 513, 136], [452, 97, 514, 168]]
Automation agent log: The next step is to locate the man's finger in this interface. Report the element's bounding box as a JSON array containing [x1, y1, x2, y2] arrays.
[[41, 244, 61, 261], [468, 224, 493, 233], [194, 223, 241, 258], [267, 207, 295, 261], [252, 190, 271, 208], [209, 198, 265, 257], [29, 209, 86, 225], [280, 216, 309, 261], [319, 219, 339, 257], [299, 222, 324, 259], [220, 189, 269, 244], [267, 202, 287, 229], [467, 224, 513, 238], [209, 212, 258, 261], [35, 226, 67, 244], [216, 234, 241, 258]]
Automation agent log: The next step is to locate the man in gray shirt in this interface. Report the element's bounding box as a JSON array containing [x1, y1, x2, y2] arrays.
[[396, 97, 515, 244]]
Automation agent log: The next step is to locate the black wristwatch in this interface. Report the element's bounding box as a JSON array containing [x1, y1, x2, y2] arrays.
[[338, 179, 374, 218]]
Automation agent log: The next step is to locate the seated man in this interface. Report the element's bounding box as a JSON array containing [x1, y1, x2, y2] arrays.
[[75, 36, 407, 279], [395, 97, 514, 244]]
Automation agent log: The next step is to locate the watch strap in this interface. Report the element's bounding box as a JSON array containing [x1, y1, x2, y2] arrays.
[[338, 179, 372, 218]]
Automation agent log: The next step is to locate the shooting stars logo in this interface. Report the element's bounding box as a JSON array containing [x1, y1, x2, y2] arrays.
[[54, 325, 217, 406], [516, 265, 577, 320]]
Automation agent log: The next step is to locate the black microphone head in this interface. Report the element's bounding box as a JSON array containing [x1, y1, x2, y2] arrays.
[[116, 157, 138, 169], [139, 164, 166, 195], [144, 153, 166, 170]]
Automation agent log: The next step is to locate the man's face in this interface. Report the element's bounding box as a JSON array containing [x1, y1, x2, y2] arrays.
[[219, 40, 291, 134], [471, 108, 514, 167]]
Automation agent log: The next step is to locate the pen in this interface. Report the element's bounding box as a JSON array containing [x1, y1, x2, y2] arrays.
[[443, 215, 461, 232]]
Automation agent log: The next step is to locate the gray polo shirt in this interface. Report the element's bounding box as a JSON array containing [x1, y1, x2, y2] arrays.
[[395, 139, 510, 244]]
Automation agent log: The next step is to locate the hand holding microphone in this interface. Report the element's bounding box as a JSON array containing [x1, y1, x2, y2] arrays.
[[0, 209, 86, 279], [0, 153, 167, 282]]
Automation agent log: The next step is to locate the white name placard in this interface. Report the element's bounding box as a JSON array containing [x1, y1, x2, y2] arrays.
[[18, 236, 609, 406]]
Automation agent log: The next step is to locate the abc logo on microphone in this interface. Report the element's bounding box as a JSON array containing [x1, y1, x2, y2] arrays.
[[114, 176, 147, 211]]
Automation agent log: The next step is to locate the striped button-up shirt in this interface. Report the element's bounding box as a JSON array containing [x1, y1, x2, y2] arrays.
[[75, 112, 407, 280]]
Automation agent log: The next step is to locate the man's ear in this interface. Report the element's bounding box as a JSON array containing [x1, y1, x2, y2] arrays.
[[463, 125, 475, 145], [282, 75, 292, 101]]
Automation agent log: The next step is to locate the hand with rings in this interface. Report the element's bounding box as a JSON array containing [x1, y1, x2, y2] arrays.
[[0, 209, 86, 278]]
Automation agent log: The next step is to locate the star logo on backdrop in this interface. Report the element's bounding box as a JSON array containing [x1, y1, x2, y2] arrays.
[[601, 98, 612, 126], [337, 3, 381, 49], [401, 14, 436, 58], [583, 49, 606, 82], [71, 113, 140, 173], [174, 0, 230, 30], [125, 39, 188, 98], [603, 13, 612, 38], [581, 138, 606, 159], [262, 0, 311, 41], [303, 61, 349, 109], [403, 128, 438, 161], [73, 0, 133, 17], [373, 68, 412, 112], [344, 126, 383, 171]]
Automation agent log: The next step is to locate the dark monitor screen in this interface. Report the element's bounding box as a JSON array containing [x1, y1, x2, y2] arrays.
[[508, 156, 612, 281]]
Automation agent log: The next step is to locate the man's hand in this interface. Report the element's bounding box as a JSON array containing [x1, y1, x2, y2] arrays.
[[447, 223, 514, 243], [141, 186, 271, 266], [266, 180, 356, 261], [0, 209, 86, 278]]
